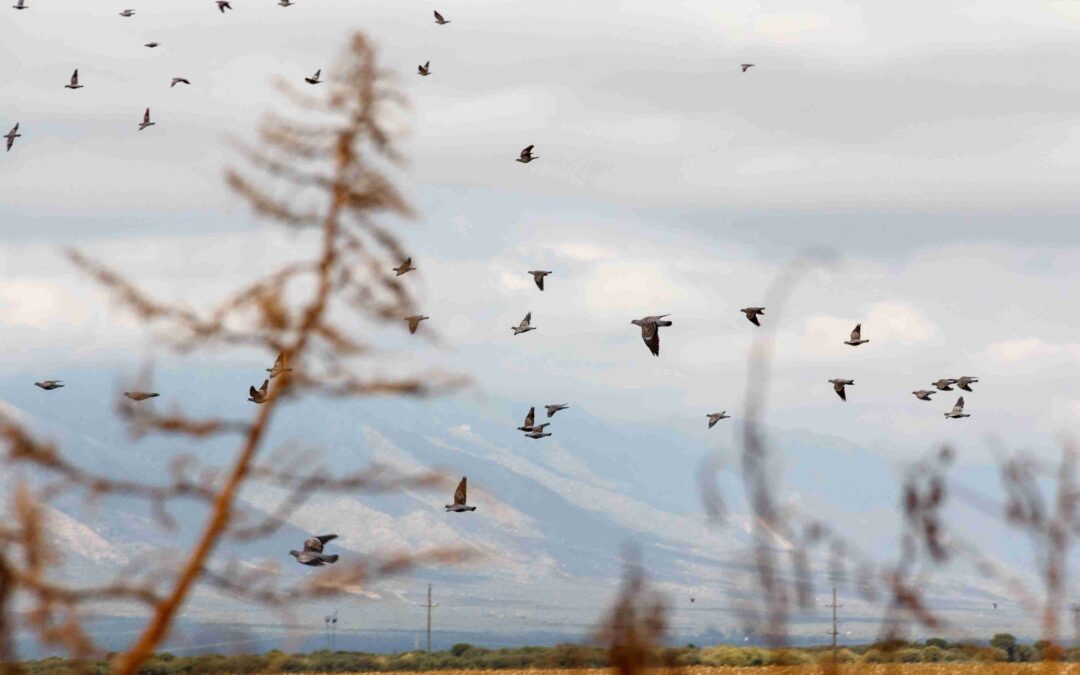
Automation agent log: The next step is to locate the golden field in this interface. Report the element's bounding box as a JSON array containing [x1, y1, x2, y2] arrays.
[[261, 667, 1080, 675]]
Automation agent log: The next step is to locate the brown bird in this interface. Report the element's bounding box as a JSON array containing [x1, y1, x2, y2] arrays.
[[5, 123, 20, 152], [418, 61, 430, 76], [741, 64, 755, 72], [511, 311, 535, 335], [144, 41, 160, 48], [290, 534, 339, 565], [446, 477, 476, 512], [215, 0, 231, 12], [138, 108, 155, 130], [64, 69, 83, 90], [631, 314, 672, 357], [267, 351, 292, 379], [528, 270, 552, 291], [844, 323, 869, 346], [392, 257, 415, 276], [912, 390, 936, 401], [956, 376, 979, 392], [124, 391, 159, 401], [34, 380, 64, 390], [516, 144, 538, 163], [517, 406, 537, 432], [248, 379, 269, 404], [304, 69, 322, 85], [829, 379, 854, 401], [932, 378, 958, 391], [405, 314, 429, 334], [741, 307, 765, 326], [433, 9, 450, 24]]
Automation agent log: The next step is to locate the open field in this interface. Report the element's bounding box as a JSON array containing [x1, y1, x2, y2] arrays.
[[257, 668, 1080, 675]]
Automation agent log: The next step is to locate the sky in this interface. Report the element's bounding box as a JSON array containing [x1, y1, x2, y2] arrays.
[[3, 0, 1080, 655]]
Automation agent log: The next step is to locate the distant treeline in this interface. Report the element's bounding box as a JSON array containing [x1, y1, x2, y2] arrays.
[[16, 634, 1080, 673]]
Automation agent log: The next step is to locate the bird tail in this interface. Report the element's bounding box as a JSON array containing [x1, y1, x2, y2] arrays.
[[322, 554, 340, 563], [658, 320, 673, 327]]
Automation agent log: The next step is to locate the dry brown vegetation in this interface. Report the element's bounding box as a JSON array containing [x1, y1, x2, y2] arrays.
[[249, 667, 1080, 675]]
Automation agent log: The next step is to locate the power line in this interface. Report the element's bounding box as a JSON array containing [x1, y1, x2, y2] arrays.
[[826, 587, 843, 670], [416, 584, 439, 652]]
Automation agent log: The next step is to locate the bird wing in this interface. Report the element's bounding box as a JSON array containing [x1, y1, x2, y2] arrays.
[[313, 69, 321, 78], [535, 274, 544, 291], [316, 534, 338, 545], [522, 311, 531, 327], [434, 10, 444, 21], [748, 313, 760, 326], [954, 397, 965, 413], [273, 351, 286, 369], [850, 323, 861, 340], [143, 108, 150, 123], [454, 477, 467, 505], [521, 144, 534, 158], [523, 406, 535, 428], [71, 69, 78, 85], [834, 382, 846, 400], [641, 323, 660, 356], [259, 379, 269, 396], [249, 385, 259, 398]]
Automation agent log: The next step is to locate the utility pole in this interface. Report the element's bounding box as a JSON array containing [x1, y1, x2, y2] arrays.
[[417, 584, 439, 652], [826, 587, 843, 670], [324, 611, 339, 651]]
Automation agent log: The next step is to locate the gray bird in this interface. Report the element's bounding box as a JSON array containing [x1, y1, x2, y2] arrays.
[[418, 61, 430, 76], [433, 9, 450, 24], [912, 390, 936, 401], [304, 69, 322, 85], [144, 42, 160, 48], [525, 423, 551, 439], [528, 270, 552, 291], [516, 145, 537, 163], [216, 0, 231, 11], [445, 477, 476, 512], [741, 307, 765, 326], [844, 323, 869, 346], [512, 311, 535, 335], [956, 376, 979, 392], [741, 64, 755, 72], [124, 391, 159, 401], [631, 314, 672, 357], [119, 8, 134, 16], [545, 404, 568, 418], [65, 69, 83, 90], [170, 77, 190, 87], [5, 123, 20, 152], [829, 379, 854, 401], [34, 380, 64, 390], [278, 0, 294, 5], [392, 257, 414, 276], [517, 407, 537, 432], [290, 534, 340, 565], [12, 0, 27, 8], [707, 411, 730, 428], [945, 396, 970, 419], [138, 108, 155, 130], [932, 378, 958, 391], [267, 351, 292, 379], [405, 314, 429, 334], [248, 379, 269, 404]]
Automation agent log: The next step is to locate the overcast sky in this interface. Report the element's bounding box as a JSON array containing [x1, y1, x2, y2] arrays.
[[4, 0, 1080, 651]]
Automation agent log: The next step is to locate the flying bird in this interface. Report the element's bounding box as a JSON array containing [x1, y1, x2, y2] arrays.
[[215, 0, 231, 12], [12, 0, 27, 8], [912, 390, 936, 401], [525, 423, 551, 439], [945, 396, 970, 419], [248, 379, 269, 404], [119, 8, 134, 16], [741, 307, 765, 326], [290, 534, 340, 566], [392, 257, 414, 276], [844, 323, 869, 346], [631, 314, 672, 357], [956, 376, 979, 392], [829, 379, 854, 401], [445, 477, 476, 512], [278, 0, 294, 5], [516, 145, 538, 163], [545, 404, 568, 418], [34, 380, 64, 390], [170, 77, 190, 87], [433, 10, 450, 24], [517, 407, 537, 432], [418, 61, 430, 76], [267, 351, 292, 379], [932, 378, 958, 391], [4, 123, 20, 152], [138, 108, 155, 130], [144, 42, 160, 48], [64, 69, 83, 90], [512, 311, 535, 335], [304, 69, 322, 85], [741, 64, 755, 72], [124, 391, 159, 401], [405, 314, 429, 334], [707, 411, 730, 428], [528, 270, 552, 291]]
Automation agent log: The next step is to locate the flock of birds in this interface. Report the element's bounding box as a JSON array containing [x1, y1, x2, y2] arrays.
[[7, 2, 980, 568]]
